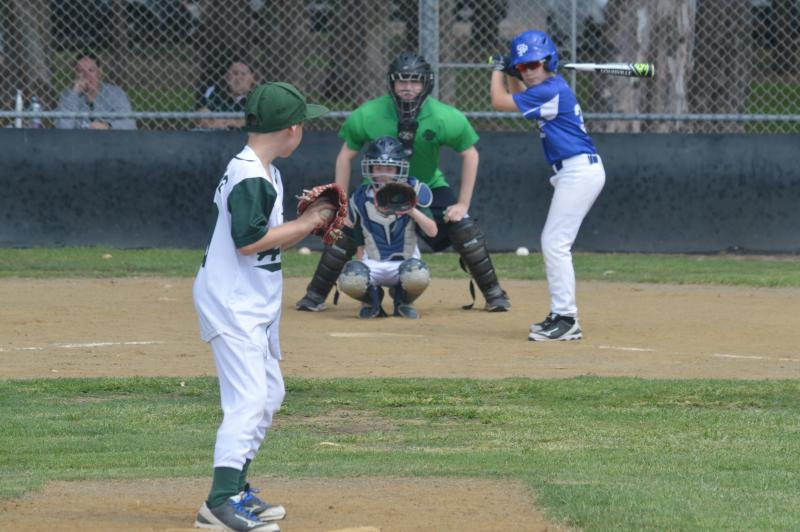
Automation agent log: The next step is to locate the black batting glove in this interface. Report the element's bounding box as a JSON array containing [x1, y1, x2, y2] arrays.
[[489, 53, 522, 80], [488, 54, 506, 71], [503, 57, 523, 81]]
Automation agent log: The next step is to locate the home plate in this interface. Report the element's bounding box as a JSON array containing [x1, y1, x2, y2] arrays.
[[325, 528, 381, 532], [329, 332, 424, 338]]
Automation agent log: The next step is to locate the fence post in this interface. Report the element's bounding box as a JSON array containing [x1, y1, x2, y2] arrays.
[[14, 89, 23, 129], [418, 0, 439, 99], [570, 0, 577, 91]]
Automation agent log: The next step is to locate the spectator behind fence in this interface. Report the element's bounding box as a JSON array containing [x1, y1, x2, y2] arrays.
[[55, 53, 136, 130], [196, 61, 256, 130]]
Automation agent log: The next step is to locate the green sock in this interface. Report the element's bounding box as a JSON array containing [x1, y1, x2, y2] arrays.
[[207, 466, 242, 509], [239, 459, 252, 492]]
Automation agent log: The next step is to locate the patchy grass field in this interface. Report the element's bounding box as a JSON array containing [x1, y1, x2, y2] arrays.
[[2, 247, 799, 530], [1, 377, 799, 530]]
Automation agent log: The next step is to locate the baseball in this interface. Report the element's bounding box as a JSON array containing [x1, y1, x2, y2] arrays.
[[298, 246, 311, 255], [320, 207, 335, 222], [515, 246, 530, 257]]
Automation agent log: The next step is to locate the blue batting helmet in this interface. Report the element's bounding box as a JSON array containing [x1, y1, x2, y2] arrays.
[[508, 30, 559, 72]]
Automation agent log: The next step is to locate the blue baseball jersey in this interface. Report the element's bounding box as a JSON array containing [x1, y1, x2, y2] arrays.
[[512, 75, 597, 165], [348, 178, 433, 261]]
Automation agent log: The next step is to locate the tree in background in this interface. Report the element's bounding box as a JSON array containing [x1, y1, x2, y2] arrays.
[[593, 0, 696, 133], [4, 0, 54, 111], [320, 0, 392, 102], [771, 0, 799, 75], [195, 0, 254, 95], [689, 0, 753, 133], [592, 0, 756, 134]]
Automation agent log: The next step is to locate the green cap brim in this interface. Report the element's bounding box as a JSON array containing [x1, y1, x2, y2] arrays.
[[305, 103, 329, 120]]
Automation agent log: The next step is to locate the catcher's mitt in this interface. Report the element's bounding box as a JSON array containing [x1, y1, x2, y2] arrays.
[[296, 183, 348, 245], [375, 181, 417, 215]]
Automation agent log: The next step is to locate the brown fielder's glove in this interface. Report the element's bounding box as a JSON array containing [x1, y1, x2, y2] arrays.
[[375, 181, 417, 215], [296, 183, 348, 245]]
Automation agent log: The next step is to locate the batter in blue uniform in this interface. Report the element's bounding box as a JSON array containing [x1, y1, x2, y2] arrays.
[[490, 29, 606, 341], [337, 136, 438, 319]]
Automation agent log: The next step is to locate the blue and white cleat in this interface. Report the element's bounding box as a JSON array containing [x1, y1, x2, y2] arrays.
[[241, 485, 286, 522], [194, 492, 279, 531]]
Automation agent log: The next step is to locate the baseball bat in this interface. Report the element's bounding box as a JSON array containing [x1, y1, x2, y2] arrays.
[[562, 62, 655, 78]]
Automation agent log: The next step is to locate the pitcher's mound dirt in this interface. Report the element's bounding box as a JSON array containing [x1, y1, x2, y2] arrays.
[[1, 477, 560, 532]]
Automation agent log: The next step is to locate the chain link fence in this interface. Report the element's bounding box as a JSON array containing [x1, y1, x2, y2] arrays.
[[2, 0, 799, 132]]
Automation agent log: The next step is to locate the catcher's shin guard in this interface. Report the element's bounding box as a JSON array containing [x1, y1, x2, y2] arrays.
[[447, 218, 510, 312], [338, 260, 370, 301], [397, 258, 430, 303], [295, 232, 357, 311], [337, 261, 387, 318]]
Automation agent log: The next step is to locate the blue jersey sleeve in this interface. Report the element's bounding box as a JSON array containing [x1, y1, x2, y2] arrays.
[[512, 81, 560, 121]]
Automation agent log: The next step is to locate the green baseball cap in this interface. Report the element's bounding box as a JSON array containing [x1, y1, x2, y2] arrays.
[[243, 82, 329, 133]]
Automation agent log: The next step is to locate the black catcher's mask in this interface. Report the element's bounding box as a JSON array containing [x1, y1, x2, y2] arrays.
[[387, 51, 434, 121], [361, 135, 411, 189]]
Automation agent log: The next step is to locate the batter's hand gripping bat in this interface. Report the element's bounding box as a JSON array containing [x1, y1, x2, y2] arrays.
[[562, 62, 655, 78]]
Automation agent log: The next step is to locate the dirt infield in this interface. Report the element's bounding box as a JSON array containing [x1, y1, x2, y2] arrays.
[[2, 276, 800, 531], [2, 277, 799, 380]]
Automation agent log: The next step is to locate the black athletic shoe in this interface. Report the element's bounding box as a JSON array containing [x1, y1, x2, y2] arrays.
[[295, 291, 326, 312], [359, 286, 386, 319], [194, 493, 279, 531], [393, 303, 418, 319], [485, 290, 511, 312], [528, 316, 582, 341], [390, 285, 419, 319], [530, 312, 559, 333]]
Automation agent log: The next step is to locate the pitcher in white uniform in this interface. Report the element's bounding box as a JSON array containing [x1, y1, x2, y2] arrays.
[[490, 29, 606, 342], [192, 82, 329, 532]]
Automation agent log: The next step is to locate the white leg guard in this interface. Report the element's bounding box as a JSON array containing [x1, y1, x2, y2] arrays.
[[398, 258, 430, 303], [338, 260, 371, 301]]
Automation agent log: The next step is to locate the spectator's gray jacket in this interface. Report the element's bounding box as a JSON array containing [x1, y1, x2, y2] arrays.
[[55, 83, 137, 130]]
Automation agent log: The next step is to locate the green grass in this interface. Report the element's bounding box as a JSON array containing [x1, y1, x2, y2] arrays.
[[1, 376, 799, 530], [2, 248, 798, 528], [1, 247, 799, 287]]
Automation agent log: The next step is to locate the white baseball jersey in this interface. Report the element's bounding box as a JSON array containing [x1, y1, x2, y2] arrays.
[[193, 145, 284, 358]]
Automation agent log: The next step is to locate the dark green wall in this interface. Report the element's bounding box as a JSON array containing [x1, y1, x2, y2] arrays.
[[2, 129, 799, 252]]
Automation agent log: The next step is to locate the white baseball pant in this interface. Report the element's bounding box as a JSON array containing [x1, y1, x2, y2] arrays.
[[362, 258, 402, 287], [209, 331, 285, 470], [541, 154, 605, 318]]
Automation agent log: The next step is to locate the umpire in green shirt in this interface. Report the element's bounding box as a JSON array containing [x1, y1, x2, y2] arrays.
[[296, 52, 510, 313]]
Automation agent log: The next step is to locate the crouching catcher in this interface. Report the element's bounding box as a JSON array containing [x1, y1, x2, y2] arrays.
[[336, 136, 437, 319]]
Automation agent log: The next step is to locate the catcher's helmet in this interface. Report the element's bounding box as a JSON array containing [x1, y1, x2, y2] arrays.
[[388, 52, 434, 119], [508, 30, 559, 72], [361, 136, 410, 187]]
